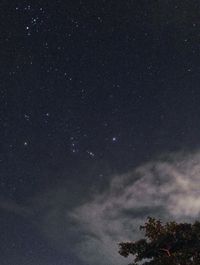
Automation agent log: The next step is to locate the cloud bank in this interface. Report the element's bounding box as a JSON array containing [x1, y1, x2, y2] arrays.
[[64, 151, 200, 265], [2, 151, 200, 265]]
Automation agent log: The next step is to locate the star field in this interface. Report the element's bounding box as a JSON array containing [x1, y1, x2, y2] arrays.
[[1, 1, 200, 265]]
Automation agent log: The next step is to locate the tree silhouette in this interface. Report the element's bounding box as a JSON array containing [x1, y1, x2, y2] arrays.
[[118, 217, 200, 265]]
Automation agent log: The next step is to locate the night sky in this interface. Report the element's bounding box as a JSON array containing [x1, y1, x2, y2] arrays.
[[1, 1, 200, 265]]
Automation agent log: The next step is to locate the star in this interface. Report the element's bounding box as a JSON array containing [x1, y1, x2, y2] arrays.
[[24, 141, 28, 146], [24, 114, 30, 121], [87, 150, 95, 157]]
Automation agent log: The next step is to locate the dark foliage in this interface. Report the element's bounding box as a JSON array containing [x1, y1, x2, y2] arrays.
[[118, 217, 200, 265]]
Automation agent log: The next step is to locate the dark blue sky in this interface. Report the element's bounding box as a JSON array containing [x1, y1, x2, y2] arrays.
[[1, 1, 200, 265]]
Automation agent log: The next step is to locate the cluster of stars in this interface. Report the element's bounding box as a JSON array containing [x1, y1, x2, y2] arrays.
[[2, 1, 199, 178], [15, 4, 46, 36]]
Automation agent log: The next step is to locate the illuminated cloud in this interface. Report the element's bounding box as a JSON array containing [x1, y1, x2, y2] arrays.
[[1, 151, 200, 265], [65, 151, 200, 265]]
